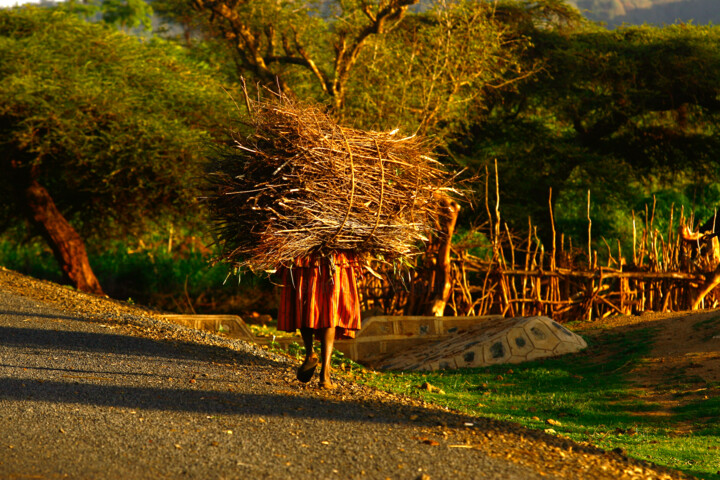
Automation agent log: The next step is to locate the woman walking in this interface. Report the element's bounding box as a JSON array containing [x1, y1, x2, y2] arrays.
[[207, 92, 453, 389]]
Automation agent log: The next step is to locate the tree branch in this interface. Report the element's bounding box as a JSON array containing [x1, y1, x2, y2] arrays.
[[264, 25, 275, 59], [692, 262, 720, 310], [291, 28, 331, 95], [332, 0, 419, 109], [192, 0, 418, 109]]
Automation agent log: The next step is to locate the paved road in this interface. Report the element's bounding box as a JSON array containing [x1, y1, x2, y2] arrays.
[[0, 288, 557, 480], [0, 277, 687, 480]]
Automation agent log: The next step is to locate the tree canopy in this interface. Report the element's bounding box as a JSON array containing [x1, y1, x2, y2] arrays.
[[155, 0, 583, 136], [150, 0, 720, 252], [456, 20, 720, 247], [0, 7, 240, 291]]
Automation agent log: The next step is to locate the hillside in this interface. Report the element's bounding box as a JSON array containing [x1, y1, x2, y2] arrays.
[[568, 0, 720, 27]]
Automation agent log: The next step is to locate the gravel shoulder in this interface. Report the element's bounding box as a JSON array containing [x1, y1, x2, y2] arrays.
[[0, 267, 692, 479]]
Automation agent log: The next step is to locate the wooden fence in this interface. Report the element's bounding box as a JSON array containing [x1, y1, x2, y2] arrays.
[[360, 183, 720, 323]]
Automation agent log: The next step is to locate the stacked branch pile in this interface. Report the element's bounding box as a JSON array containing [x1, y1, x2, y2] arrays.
[[207, 93, 453, 271]]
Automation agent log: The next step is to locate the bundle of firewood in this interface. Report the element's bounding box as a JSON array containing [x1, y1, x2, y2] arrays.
[[206, 92, 455, 272]]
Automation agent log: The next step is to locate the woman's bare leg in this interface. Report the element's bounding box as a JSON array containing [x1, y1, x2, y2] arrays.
[[300, 327, 315, 361], [319, 326, 336, 387], [296, 327, 318, 383]]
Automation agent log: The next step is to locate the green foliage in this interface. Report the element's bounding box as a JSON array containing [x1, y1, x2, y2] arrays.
[[60, 0, 155, 31], [538, 23, 720, 173], [458, 20, 720, 249], [91, 242, 225, 305], [0, 231, 275, 314], [156, 0, 339, 99], [0, 237, 65, 283], [0, 7, 240, 240], [102, 0, 154, 30], [85, 229, 275, 313], [452, 228, 493, 259], [157, 0, 575, 136], [345, 0, 535, 135]]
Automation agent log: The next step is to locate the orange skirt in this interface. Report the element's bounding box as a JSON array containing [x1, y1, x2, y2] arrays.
[[277, 251, 361, 339]]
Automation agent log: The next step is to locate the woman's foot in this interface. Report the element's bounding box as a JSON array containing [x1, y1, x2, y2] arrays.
[[318, 379, 336, 390], [318, 366, 334, 389], [296, 354, 318, 383]]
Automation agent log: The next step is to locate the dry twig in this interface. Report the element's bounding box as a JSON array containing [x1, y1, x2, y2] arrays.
[[207, 91, 456, 271]]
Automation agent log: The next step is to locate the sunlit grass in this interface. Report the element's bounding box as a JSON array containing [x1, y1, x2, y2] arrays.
[[347, 327, 720, 480]]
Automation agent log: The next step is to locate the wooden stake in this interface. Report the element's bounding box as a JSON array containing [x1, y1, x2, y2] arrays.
[[587, 190, 592, 269]]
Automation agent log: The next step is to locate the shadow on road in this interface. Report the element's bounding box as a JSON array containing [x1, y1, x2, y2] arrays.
[[0, 310, 597, 458], [0, 311, 86, 322], [0, 375, 489, 432], [0, 323, 496, 433], [0, 322, 281, 367]]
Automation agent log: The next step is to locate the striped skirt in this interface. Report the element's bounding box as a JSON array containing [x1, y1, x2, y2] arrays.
[[277, 251, 362, 339]]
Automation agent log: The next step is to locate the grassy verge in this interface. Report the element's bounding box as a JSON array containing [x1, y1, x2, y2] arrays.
[[350, 327, 719, 480], [275, 326, 718, 479], [0, 237, 275, 315]]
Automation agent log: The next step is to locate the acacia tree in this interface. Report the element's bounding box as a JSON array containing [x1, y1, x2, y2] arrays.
[[181, 0, 418, 114], [343, 0, 560, 136], [157, 0, 567, 136], [0, 8, 239, 294]]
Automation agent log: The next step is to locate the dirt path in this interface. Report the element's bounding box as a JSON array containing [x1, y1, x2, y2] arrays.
[[575, 310, 720, 427], [0, 267, 693, 479]]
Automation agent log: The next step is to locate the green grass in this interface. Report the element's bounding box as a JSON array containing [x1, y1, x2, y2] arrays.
[[344, 327, 720, 480], [0, 236, 274, 315]]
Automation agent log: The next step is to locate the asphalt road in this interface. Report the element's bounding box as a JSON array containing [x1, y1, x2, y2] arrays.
[[0, 287, 557, 480], [0, 275, 687, 480]]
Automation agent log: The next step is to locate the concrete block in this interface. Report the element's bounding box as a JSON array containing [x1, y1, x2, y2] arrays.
[[376, 316, 586, 371]]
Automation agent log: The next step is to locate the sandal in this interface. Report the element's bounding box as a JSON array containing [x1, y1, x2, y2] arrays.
[[296, 355, 318, 383]]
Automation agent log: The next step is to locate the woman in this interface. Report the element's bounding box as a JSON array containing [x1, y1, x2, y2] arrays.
[[277, 251, 362, 389]]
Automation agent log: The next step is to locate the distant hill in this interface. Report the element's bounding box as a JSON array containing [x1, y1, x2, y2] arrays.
[[567, 0, 720, 27]]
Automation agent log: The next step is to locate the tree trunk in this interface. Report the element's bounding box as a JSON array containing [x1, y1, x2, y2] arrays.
[[427, 195, 460, 316], [405, 194, 460, 316], [691, 260, 720, 310], [23, 179, 104, 295]]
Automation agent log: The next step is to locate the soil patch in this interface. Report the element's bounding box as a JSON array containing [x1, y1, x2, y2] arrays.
[[575, 310, 720, 425]]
